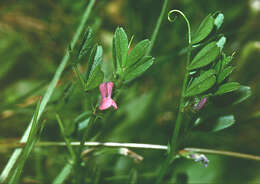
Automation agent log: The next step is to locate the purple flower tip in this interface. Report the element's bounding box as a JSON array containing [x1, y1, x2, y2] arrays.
[[99, 82, 118, 111], [194, 97, 207, 111], [189, 153, 209, 168]]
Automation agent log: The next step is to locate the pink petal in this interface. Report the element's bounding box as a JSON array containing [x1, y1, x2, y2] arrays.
[[99, 98, 115, 110], [99, 83, 107, 99], [111, 99, 118, 109], [106, 82, 114, 97]]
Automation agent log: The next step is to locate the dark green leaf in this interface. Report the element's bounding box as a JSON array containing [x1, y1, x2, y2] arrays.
[[113, 27, 128, 71], [126, 39, 150, 67], [85, 46, 104, 90], [215, 82, 240, 95], [188, 42, 220, 70], [185, 69, 216, 97], [86, 66, 104, 91], [85, 45, 97, 80], [90, 45, 103, 74], [78, 27, 94, 60], [214, 13, 224, 30], [217, 66, 234, 84], [124, 56, 154, 82], [212, 115, 235, 132], [192, 14, 215, 44]]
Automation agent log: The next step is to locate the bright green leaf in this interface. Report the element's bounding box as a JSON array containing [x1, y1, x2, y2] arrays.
[[126, 39, 150, 67], [217, 66, 234, 84], [215, 82, 240, 95], [212, 115, 235, 132], [124, 56, 154, 82], [192, 14, 215, 44], [185, 69, 216, 97], [188, 42, 220, 70]]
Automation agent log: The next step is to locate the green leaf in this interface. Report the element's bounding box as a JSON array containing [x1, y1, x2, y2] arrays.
[[222, 54, 233, 68], [85, 46, 104, 90], [212, 115, 235, 132], [217, 66, 234, 84], [188, 42, 220, 70], [214, 13, 224, 30], [232, 85, 252, 105], [85, 45, 97, 80], [113, 27, 128, 71], [185, 69, 216, 97], [126, 39, 150, 67], [124, 56, 154, 82], [86, 65, 104, 90], [192, 14, 215, 44], [215, 82, 240, 95], [78, 27, 94, 60]]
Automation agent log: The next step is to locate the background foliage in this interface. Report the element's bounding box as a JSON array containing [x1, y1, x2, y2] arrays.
[[0, 0, 260, 183]]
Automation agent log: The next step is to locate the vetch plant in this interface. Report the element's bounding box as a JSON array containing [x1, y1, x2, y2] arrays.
[[1, 1, 259, 184]]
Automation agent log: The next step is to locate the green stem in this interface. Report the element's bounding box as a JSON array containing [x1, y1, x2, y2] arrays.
[[56, 114, 76, 161], [0, 0, 96, 183], [146, 0, 169, 55], [156, 10, 192, 184]]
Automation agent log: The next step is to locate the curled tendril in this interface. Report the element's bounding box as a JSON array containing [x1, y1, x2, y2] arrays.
[[168, 9, 192, 44]]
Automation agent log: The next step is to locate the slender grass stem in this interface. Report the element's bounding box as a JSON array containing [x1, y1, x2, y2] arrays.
[[146, 0, 169, 55], [0, 0, 96, 182]]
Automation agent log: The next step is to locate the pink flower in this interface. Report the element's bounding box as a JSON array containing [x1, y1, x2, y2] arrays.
[[99, 82, 118, 111]]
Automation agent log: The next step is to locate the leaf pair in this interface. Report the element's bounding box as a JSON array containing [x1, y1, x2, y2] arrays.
[[192, 12, 224, 44], [112, 27, 153, 82]]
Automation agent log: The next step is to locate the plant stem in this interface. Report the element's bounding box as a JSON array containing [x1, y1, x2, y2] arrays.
[[5, 141, 260, 161], [0, 0, 96, 182], [146, 0, 169, 55], [170, 43, 191, 153], [56, 114, 76, 161], [156, 10, 192, 184]]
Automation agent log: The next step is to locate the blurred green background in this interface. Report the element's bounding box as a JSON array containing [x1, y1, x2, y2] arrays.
[[0, 0, 260, 183]]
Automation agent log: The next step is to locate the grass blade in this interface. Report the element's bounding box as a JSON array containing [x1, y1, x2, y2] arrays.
[[0, 0, 96, 182]]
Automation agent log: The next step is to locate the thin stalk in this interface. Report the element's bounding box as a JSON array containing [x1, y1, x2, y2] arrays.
[[56, 114, 76, 161], [184, 148, 260, 161], [146, 0, 169, 55], [0, 0, 96, 182], [4, 142, 260, 161], [156, 10, 192, 184]]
